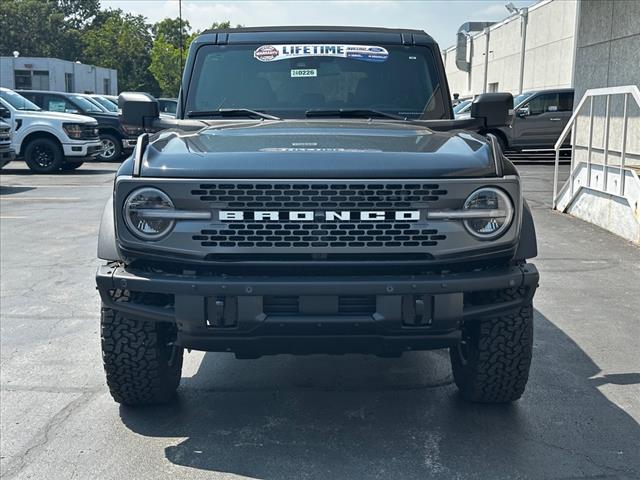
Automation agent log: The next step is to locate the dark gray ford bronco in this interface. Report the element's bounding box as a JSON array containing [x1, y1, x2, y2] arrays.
[[96, 26, 539, 405]]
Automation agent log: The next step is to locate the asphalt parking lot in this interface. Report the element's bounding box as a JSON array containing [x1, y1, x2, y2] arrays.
[[1, 160, 639, 480]]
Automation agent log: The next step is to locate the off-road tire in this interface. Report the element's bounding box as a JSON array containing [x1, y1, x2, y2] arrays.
[[61, 161, 84, 171], [450, 289, 533, 403], [101, 291, 183, 405], [24, 137, 64, 173]]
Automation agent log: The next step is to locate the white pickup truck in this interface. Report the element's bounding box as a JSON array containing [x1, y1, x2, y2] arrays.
[[0, 87, 102, 173]]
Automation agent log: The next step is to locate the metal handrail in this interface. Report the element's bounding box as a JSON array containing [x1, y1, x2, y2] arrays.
[[552, 85, 640, 209]]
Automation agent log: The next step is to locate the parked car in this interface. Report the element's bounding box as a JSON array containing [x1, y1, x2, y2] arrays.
[[157, 97, 178, 117], [453, 99, 472, 118], [489, 88, 574, 151], [102, 95, 118, 106], [90, 94, 119, 113], [17, 90, 138, 162], [0, 88, 101, 173], [0, 118, 15, 169], [74, 93, 113, 113]]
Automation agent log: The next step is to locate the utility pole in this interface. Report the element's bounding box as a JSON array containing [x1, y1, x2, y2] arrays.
[[483, 27, 490, 93], [179, 0, 183, 75], [518, 7, 529, 94]]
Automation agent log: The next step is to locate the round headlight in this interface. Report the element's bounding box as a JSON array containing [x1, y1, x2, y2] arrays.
[[463, 187, 514, 239], [124, 187, 175, 240]]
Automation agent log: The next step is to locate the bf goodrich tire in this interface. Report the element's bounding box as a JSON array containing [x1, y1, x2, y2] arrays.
[[450, 289, 533, 403], [24, 138, 64, 173], [101, 291, 183, 405]]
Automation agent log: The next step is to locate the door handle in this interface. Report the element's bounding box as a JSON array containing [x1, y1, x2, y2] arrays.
[[549, 118, 561, 121]]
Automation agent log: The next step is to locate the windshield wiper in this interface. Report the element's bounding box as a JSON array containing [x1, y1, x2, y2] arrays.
[[305, 109, 407, 121], [187, 108, 280, 120]]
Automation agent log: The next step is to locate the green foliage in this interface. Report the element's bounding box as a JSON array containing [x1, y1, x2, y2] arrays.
[[0, 1, 237, 96], [0, 0, 76, 58], [152, 18, 191, 49], [82, 9, 159, 94]]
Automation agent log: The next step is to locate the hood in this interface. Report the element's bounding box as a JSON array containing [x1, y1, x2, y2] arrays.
[[135, 120, 496, 178], [18, 110, 97, 124]]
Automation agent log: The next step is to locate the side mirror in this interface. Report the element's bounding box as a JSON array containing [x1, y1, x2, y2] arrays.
[[119, 92, 159, 130], [517, 107, 530, 118], [0, 107, 10, 119], [471, 92, 513, 128]]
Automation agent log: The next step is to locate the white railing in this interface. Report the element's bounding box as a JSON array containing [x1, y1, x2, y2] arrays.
[[552, 85, 640, 209]]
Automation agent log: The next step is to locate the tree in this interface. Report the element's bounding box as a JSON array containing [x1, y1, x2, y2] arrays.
[[152, 18, 191, 49], [0, 0, 99, 58], [82, 9, 159, 94]]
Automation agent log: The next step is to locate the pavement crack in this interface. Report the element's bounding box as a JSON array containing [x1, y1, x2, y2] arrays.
[[523, 436, 637, 478], [1, 391, 97, 479]]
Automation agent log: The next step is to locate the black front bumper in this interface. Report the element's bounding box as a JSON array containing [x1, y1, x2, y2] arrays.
[[0, 148, 15, 168], [96, 263, 538, 355]]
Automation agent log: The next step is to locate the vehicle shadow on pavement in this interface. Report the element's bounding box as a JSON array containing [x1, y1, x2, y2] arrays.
[[119, 310, 640, 479], [0, 185, 35, 195]]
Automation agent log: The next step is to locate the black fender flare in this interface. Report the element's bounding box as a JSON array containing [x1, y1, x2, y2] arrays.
[[514, 199, 538, 260], [97, 196, 121, 261]]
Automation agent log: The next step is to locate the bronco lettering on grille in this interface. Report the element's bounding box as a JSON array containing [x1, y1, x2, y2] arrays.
[[218, 211, 421, 221]]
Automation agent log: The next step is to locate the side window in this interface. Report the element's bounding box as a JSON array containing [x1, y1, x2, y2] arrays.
[[558, 92, 574, 112], [43, 95, 76, 113], [526, 93, 559, 115]]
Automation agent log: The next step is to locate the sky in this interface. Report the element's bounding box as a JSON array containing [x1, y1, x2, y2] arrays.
[[100, 0, 535, 49]]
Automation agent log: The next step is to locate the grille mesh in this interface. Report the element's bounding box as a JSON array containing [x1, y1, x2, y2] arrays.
[[191, 182, 447, 249], [192, 183, 447, 209]]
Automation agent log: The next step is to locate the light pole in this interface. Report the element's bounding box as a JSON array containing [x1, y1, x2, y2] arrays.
[[506, 3, 529, 95]]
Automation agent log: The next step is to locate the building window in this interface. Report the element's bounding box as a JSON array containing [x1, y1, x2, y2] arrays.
[[103, 78, 111, 95], [14, 70, 50, 90], [14, 70, 31, 89], [32, 71, 50, 90], [488, 82, 499, 93], [64, 73, 74, 93]]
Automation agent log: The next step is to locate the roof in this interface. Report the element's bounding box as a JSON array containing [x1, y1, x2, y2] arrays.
[[198, 25, 437, 46], [204, 25, 428, 35]]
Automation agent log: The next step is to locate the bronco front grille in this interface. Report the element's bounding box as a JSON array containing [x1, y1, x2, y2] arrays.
[[194, 223, 445, 248], [191, 182, 447, 209], [190, 182, 447, 250]]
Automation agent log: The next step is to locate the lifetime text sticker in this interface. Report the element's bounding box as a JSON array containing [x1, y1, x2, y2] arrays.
[[254, 44, 389, 63], [291, 68, 318, 77]]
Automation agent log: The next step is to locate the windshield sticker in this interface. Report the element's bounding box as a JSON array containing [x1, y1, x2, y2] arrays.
[[254, 44, 389, 63], [291, 68, 317, 78]]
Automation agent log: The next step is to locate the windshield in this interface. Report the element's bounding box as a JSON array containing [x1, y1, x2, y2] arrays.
[[453, 100, 471, 114], [92, 96, 118, 112], [513, 92, 534, 108], [69, 95, 103, 112], [159, 99, 177, 114], [186, 43, 446, 119], [0, 89, 40, 111]]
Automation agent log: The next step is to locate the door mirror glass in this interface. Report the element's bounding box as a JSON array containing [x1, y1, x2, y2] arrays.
[[0, 107, 10, 119], [517, 107, 530, 117]]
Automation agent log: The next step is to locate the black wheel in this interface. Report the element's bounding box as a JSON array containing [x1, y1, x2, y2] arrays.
[[101, 290, 183, 405], [24, 138, 64, 173], [61, 161, 84, 171], [98, 133, 122, 161], [450, 289, 533, 403]]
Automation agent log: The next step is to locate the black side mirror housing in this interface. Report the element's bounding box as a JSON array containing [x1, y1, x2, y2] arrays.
[[119, 92, 159, 130], [0, 107, 10, 119], [471, 93, 514, 128]]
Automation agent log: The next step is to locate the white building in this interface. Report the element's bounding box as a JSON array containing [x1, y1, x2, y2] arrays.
[[443, 0, 578, 98], [0, 56, 117, 95]]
